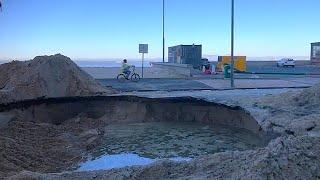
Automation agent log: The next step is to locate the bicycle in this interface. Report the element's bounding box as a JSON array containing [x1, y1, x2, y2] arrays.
[[117, 66, 141, 82]]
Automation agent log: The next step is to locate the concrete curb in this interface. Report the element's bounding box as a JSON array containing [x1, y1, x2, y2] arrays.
[[116, 86, 311, 93]]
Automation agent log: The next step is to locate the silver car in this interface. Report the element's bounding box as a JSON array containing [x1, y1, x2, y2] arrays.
[[277, 58, 295, 68]]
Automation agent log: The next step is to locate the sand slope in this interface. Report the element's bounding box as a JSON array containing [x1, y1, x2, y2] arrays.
[[255, 83, 320, 135], [0, 54, 115, 104]]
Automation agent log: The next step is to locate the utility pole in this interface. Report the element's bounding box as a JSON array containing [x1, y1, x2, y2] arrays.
[[162, 0, 165, 63], [230, 0, 235, 88]]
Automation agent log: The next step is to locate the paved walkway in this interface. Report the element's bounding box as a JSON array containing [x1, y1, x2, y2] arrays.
[[98, 77, 320, 92], [98, 79, 212, 92], [196, 79, 314, 90]]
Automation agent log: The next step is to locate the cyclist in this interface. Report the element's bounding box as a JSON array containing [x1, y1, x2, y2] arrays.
[[121, 59, 131, 79]]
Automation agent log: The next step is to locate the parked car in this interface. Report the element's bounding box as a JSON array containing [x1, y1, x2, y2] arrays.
[[277, 58, 295, 67]]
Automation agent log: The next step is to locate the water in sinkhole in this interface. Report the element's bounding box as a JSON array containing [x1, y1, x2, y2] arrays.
[[77, 121, 264, 171]]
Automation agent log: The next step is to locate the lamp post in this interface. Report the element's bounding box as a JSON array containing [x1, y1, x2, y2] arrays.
[[230, 0, 235, 88], [162, 0, 165, 63]]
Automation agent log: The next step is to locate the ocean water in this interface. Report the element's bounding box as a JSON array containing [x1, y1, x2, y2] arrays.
[[0, 60, 9, 65], [75, 60, 153, 68], [0, 60, 153, 68]]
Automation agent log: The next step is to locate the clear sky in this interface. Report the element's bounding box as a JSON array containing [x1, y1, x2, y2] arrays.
[[0, 0, 319, 60]]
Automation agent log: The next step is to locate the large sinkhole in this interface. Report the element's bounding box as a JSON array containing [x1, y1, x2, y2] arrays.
[[0, 96, 267, 173]]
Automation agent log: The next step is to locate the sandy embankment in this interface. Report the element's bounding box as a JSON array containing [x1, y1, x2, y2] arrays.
[[0, 54, 116, 104], [0, 54, 116, 177], [0, 54, 319, 179]]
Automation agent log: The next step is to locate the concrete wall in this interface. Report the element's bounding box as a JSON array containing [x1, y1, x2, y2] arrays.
[[211, 60, 311, 67], [247, 60, 311, 66], [82, 66, 190, 79], [151, 63, 192, 77]]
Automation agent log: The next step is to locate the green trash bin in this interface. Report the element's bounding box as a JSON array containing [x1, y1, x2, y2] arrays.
[[223, 64, 231, 78]]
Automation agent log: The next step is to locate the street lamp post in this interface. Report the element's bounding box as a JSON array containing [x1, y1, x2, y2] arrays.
[[230, 0, 235, 88], [162, 0, 165, 63]]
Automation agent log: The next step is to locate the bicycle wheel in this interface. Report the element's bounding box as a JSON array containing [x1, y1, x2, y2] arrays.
[[117, 74, 126, 83], [131, 73, 140, 82]]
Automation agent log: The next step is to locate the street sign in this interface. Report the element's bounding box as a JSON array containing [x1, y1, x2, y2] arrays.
[[139, 44, 148, 54], [139, 44, 148, 78]]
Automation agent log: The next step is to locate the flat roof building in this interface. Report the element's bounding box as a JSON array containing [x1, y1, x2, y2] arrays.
[[311, 42, 320, 64], [168, 44, 202, 68]]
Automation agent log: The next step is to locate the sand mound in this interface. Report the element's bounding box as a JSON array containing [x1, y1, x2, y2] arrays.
[[0, 115, 107, 177], [259, 83, 320, 110], [292, 83, 320, 108], [254, 83, 320, 135], [0, 54, 116, 104]]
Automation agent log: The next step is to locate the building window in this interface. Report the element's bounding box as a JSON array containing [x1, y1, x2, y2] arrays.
[[312, 45, 320, 58]]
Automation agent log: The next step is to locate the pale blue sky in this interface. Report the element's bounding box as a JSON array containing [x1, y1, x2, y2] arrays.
[[0, 0, 319, 60]]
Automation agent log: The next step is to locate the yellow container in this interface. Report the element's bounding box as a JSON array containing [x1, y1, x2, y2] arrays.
[[217, 56, 247, 72]]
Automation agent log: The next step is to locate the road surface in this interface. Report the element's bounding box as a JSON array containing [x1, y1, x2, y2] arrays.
[[98, 75, 320, 92]]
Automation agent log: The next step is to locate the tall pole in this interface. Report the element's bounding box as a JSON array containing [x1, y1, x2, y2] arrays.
[[142, 53, 144, 78], [230, 0, 235, 88], [162, 0, 165, 63]]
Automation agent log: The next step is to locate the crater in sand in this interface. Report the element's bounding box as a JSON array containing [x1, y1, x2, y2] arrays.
[[0, 96, 268, 175]]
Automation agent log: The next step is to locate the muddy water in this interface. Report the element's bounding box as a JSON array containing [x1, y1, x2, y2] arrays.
[[78, 122, 265, 171]]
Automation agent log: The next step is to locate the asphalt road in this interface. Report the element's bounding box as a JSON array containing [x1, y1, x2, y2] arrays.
[[98, 75, 320, 92], [97, 63, 320, 92], [99, 79, 212, 92], [246, 64, 320, 74]]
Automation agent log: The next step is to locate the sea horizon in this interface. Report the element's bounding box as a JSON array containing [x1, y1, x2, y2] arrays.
[[0, 55, 310, 68]]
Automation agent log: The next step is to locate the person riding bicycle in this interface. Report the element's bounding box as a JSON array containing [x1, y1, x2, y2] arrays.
[[121, 59, 131, 79]]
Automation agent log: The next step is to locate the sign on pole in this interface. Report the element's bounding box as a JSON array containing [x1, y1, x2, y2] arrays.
[[139, 44, 148, 54], [139, 44, 148, 78]]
